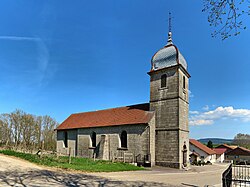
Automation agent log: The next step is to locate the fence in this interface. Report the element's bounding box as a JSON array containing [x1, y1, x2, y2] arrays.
[[57, 147, 151, 166], [223, 164, 250, 187]]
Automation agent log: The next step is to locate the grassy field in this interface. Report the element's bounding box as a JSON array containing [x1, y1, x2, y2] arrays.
[[0, 150, 144, 172]]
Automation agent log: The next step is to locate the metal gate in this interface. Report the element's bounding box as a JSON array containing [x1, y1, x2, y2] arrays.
[[223, 164, 250, 187]]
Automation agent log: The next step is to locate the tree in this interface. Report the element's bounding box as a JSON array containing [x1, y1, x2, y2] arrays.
[[232, 133, 250, 149], [207, 140, 213, 149], [202, 0, 249, 40], [0, 110, 59, 151]]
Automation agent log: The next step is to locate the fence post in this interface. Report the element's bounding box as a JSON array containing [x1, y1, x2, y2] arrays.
[[68, 147, 71, 164], [123, 152, 125, 163]]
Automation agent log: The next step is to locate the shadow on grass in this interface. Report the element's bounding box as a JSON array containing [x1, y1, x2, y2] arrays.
[[0, 169, 177, 187]]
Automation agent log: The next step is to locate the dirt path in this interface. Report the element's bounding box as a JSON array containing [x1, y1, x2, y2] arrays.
[[0, 154, 176, 187]]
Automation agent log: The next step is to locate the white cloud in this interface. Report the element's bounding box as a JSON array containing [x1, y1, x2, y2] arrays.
[[202, 105, 209, 111], [189, 106, 250, 126], [189, 119, 213, 126], [0, 35, 55, 88], [0, 36, 39, 41], [189, 111, 199, 114]]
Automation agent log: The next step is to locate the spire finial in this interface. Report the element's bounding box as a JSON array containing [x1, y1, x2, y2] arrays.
[[166, 12, 173, 46], [169, 12, 172, 33]]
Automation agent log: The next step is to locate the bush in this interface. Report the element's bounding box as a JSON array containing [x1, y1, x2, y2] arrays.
[[198, 160, 205, 166], [206, 161, 212, 165], [192, 159, 198, 165]]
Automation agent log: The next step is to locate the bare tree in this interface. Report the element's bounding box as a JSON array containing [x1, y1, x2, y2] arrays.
[[0, 110, 59, 151], [42, 115, 57, 151], [202, 0, 249, 40], [0, 114, 11, 146]]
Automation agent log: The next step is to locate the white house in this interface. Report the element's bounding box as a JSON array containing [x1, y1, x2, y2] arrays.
[[189, 139, 216, 164], [213, 148, 227, 163]]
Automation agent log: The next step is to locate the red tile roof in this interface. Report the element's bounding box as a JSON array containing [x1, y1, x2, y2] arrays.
[[217, 144, 237, 149], [189, 139, 216, 155], [227, 147, 250, 156], [213, 148, 227, 155], [56, 103, 154, 130]]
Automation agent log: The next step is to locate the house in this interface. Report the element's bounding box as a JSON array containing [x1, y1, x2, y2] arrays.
[[56, 26, 191, 169], [226, 146, 250, 164], [189, 139, 216, 164], [213, 148, 227, 163], [216, 144, 237, 154]]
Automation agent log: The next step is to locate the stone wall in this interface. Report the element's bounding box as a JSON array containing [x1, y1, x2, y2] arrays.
[[57, 129, 77, 156], [56, 121, 155, 166], [149, 65, 190, 169]]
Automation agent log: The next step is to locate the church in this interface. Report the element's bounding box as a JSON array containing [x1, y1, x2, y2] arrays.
[[56, 27, 190, 169]]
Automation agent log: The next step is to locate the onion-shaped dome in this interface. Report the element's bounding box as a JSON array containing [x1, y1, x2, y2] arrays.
[[151, 32, 187, 71]]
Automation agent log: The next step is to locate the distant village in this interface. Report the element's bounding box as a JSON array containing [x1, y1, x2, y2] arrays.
[[190, 139, 250, 165]]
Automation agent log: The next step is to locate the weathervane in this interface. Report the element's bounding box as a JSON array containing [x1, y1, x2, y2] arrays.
[[169, 12, 172, 33], [166, 12, 173, 45]]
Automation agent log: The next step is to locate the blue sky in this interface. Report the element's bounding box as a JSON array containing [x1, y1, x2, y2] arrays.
[[0, 1, 249, 139]]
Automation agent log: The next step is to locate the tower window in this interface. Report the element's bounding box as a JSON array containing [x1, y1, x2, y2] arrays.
[[121, 131, 127, 148], [161, 74, 167, 88], [91, 131, 96, 147], [183, 76, 186, 89], [64, 131, 68, 148]]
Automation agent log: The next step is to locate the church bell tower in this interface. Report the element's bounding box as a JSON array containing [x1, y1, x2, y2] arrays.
[[148, 16, 190, 168]]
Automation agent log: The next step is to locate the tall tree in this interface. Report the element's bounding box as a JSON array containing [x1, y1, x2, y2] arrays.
[[207, 140, 213, 149]]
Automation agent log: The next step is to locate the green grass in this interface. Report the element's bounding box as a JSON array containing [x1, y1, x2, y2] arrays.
[[0, 150, 144, 172]]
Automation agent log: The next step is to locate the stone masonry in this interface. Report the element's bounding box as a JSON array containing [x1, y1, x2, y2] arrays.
[[57, 117, 155, 166], [149, 65, 190, 169]]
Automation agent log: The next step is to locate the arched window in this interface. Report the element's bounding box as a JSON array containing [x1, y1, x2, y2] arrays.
[[64, 131, 68, 148], [183, 76, 186, 89], [91, 131, 96, 147], [161, 74, 167, 88], [121, 131, 127, 148]]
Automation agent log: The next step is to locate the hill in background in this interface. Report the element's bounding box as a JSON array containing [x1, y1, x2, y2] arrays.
[[198, 138, 233, 145]]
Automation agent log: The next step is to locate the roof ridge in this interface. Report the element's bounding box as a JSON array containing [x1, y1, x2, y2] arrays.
[[72, 103, 150, 115], [190, 139, 216, 155]]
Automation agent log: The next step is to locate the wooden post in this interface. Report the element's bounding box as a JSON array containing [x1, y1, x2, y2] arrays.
[[41, 140, 44, 157], [123, 152, 125, 163], [93, 153, 96, 161], [68, 147, 71, 164]]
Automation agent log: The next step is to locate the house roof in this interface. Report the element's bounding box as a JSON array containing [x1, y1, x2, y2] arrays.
[[189, 139, 216, 155], [213, 148, 227, 155], [226, 147, 250, 156], [56, 103, 154, 130], [216, 144, 237, 150]]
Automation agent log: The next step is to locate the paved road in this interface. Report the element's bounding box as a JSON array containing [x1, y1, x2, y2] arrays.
[[90, 164, 229, 187], [0, 154, 228, 186], [0, 154, 177, 187]]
